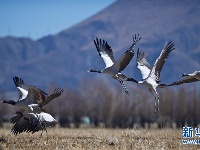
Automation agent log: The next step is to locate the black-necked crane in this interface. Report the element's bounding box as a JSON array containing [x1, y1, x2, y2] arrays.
[[11, 110, 57, 135], [168, 71, 200, 86], [2, 76, 64, 112], [88, 34, 141, 95], [127, 41, 175, 116]]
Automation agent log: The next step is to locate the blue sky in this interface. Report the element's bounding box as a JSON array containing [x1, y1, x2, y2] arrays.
[[0, 0, 115, 40]]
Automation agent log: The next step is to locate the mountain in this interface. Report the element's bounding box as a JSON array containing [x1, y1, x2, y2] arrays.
[[0, 0, 200, 93]]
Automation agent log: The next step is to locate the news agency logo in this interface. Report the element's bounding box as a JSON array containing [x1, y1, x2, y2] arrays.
[[182, 127, 200, 144]]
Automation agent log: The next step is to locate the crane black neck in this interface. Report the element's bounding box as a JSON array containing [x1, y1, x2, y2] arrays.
[[127, 78, 138, 83], [2, 100, 16, 105], [89, 69, 101, 73]]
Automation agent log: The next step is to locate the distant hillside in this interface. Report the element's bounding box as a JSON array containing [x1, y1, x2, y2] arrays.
[[0, 0, 200, 93]]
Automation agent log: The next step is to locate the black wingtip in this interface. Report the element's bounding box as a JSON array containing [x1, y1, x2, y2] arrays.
[[132, 34, 142, 44], [93, 38, 97, 45], [165, 41, 175, 52], [54, 88, 64, 94], [13, 76, 18, 87], [136, 48, 145, 60], [13, 76, 25, 87], [94, 37, 98, 41]]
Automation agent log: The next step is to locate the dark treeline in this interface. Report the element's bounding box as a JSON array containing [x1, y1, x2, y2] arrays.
[[1, 79, 200, 129]]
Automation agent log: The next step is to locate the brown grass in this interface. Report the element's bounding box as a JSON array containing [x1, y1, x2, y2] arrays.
[[0, 127, 199, 150]]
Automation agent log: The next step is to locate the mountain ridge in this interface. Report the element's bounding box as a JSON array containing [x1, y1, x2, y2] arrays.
[[0, 0, 200, 93]]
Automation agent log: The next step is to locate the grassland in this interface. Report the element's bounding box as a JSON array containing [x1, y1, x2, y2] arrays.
[[0, 126, 199, 150]]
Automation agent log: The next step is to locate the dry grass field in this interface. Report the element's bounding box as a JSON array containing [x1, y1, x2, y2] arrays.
[[0, 126, 199, 150]]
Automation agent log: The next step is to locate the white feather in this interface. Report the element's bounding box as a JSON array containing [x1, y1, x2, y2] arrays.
[[100, 52, 114, 68], [137, 64, 151, 80], [17, 87, 28, 101], [38, 112, 57, 122]]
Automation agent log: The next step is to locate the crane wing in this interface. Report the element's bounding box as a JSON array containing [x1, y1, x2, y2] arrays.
[[40, 88, 63, 106], [113, 34, 141, 72], [27, 85, 48, 105], [136, 49, 152, 79], [13, 76, 48, 105], [149, 41, 175, 81], [11, 113, 40, 135], [93, 38, 115, 68], [168, 76, 199, 86], [13, 76, 28, 101]]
